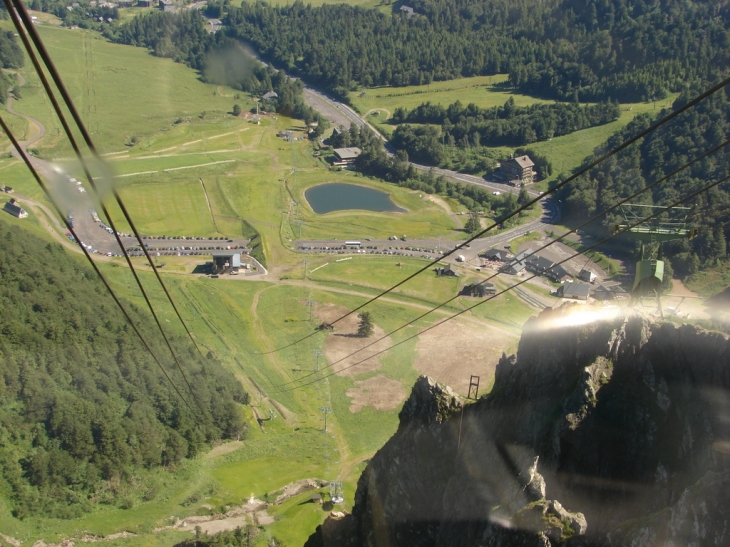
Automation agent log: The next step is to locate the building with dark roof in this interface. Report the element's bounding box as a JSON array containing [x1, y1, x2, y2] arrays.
[[557, 281, 591, 300], [593, 284, 628, 301], [526, 255, 555, 275], [399, 5, 415, 16], [3, 198, 28, 219], [435, 263, 459, 277], [501, 155, 536, 186], [500, 258, 526, 275], [462, 282, 496, 297], [483, 248, 510, 261], [578, 268, 598, 283], [546, 264, 572, 283]]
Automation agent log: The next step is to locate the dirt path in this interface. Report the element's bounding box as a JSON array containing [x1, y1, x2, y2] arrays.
[[4, 72, 47, 153]]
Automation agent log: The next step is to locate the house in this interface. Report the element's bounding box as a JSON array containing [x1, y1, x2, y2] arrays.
[[211, 251, 241, 274], [593, 284, 628, 301], [483, 248, 510, 261], [500, 258, 526, 275], [435, 263, 459, 277], [3, 198, 28, 218], [399, 5, 415, 16], [526, 255, 555, 275], [546, 264, 572, 283], [557, 281, 591, 300], [578, 268, 598, 283], [462, 282, 496, 297], [158, 0, 175, 11], [501, 155, 536, 186], [332, 147, 362, 167], [137, 0, 153, 6], [262, 90, 278, 100]]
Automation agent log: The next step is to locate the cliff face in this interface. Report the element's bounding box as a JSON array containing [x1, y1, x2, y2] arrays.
[[306, 310, 730, 547]]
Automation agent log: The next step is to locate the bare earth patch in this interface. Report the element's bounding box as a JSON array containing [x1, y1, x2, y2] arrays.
[[316, 304, 392, 377], [204, 441, 243, 459], [414, 320, 516, 395], [346, 375, 407, 413]]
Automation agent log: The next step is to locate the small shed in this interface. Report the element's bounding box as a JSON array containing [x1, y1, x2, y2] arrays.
[[578, 268, 598, 283], [435, 263, 459, 277], [311, 493, 322, 504], [557, 281, 591, 300], [3, 198, 28, 219]]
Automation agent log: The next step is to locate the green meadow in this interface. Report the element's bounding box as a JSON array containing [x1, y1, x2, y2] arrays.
[[0, 18, 543, 547]]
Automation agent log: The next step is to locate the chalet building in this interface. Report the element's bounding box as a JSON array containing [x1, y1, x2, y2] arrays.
[[3, 198, 28, 219], [262, 91, 278, 100], [557, 281, 591, 300], [526, 255, 555, 275], [137, 0, 153, 6], [578, 268, 598, 283], [593, 284, 628, 301], [332, 147, 362, 167], [462, 282, 496, 297], [435, 263, 460, 277], [501, 155, 536, 186], [483, 248, 510, 261], [158, 0, 175, 11], [546, 264, 572, 283]]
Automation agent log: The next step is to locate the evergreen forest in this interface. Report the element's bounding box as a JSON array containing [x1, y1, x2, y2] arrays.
[[0, 222, 248, 519]]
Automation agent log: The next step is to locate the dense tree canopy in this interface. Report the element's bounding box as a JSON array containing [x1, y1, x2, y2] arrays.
[[222, 0, 729, 102], [0, 222, 248, 519], [558, 87, 730, 277]]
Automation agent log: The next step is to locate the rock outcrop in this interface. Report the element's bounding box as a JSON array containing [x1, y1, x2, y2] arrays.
[[307, 309, 730, 546]]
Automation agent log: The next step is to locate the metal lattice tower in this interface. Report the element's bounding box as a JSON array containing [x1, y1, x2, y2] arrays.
[[612, 204, 697, 316], [329, 481, 344, 504]]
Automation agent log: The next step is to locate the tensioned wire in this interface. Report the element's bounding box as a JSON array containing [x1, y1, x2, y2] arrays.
[[5, 0, 206, 416], [0, 113, 200, 418], [270, 137, 730, 390], [7, 0, 209, 368], [259, 75, 730, 355]]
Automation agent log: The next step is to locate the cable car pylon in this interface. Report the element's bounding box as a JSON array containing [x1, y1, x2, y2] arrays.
[[612, 204, 698, 317]]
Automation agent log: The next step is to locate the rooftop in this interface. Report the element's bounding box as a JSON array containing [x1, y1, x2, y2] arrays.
[[333, 147, 362, 160]]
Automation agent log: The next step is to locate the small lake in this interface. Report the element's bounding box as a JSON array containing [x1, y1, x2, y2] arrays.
[[305, 183, 406, 214]]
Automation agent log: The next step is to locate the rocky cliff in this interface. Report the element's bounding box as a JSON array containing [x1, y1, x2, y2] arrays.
[[305, 309, 730, 547]]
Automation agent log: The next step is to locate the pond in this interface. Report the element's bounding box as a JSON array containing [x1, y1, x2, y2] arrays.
[[304, 183, 406, 214]]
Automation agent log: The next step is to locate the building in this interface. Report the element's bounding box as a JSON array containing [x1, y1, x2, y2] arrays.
[[332, 147, 362, 167], [1, 185, 13, 193], [399, 5, 415, 16], [578, 268, 598, 283], [483, 248, 510, 261], [557, 281, 591, 300], [435, 263, 460, 277], [546, 264, 572, 283], [137, 0, 153, 6], [593, 284, 628, 301], [262, 90, 278, 100], [526, 255, 555, 275], [211, 251, 241, 274], [501, 155, 536, 186], [158, 0, 175, 11], [462, 282, 496, 297], [3, 198, 28, 219], [500, 258, 526, 275]]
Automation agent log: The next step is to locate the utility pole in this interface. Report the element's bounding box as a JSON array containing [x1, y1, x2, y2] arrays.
[[306, 299, 315, 321], [312, 349, 322, 372], [320, 406, 332, 432]]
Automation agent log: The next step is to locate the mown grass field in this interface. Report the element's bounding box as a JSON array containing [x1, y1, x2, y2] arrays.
[[349, 73, 677, 184], [0, 19, 546, 547]]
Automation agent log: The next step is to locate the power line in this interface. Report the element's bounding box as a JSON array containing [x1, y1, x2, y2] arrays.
[[5, 0, 208, 415], [6, 0, 207, 365], [275, 172, 730, 393], [261, 75, 730, 354], [271, 138, 730, 389], [0, 113, 199, 418]]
